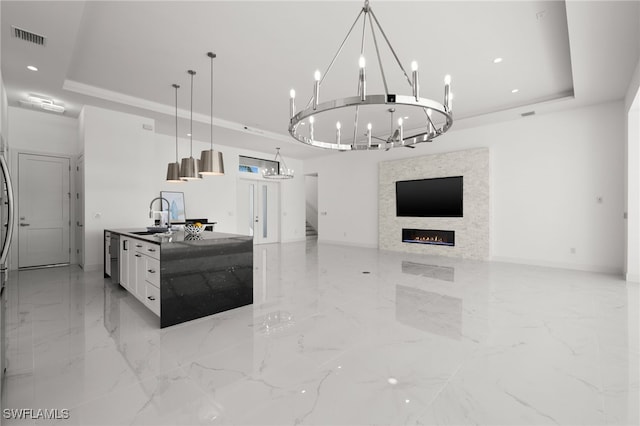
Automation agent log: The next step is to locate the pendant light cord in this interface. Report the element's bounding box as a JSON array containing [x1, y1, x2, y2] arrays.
[[173, 84, 179, 162], [188, 70, 196, 157], [208, 52, 216, 151]]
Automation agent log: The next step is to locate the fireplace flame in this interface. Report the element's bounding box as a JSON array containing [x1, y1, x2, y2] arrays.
[[414, 236, 444, 243]]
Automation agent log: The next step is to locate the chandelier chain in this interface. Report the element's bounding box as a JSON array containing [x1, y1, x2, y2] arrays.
[[369, 8, 413, 90], [367, 13, 388, 96], [304, 8, 365, 110], [352, 8, 369, 145]]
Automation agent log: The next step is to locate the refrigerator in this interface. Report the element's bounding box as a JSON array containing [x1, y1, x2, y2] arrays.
[[0, 140, 15, 399]]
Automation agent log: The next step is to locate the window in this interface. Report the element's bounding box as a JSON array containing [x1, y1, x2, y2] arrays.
[[239, 155, 278, 175]]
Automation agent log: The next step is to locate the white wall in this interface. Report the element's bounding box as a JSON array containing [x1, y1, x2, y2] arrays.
[[0, 74, 7, 147], [7, 107, 79, 155], [306, 101, 626, 273], [625, 58, 640, 282], [81, 106, 305, 271], [82, 106, 156, 270]]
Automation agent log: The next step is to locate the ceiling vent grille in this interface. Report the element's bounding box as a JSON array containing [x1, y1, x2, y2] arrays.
[[11, 26, 46, 46]]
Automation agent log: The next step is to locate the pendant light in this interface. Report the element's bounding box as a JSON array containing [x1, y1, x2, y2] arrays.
[[180, 69, 201, 180], [166, 83, 183, 182], [199, 52, 225, 176]]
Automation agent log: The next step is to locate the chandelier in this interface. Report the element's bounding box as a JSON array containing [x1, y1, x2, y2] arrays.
[[288, 0, 453, 151], [263, 148, 294, 179]]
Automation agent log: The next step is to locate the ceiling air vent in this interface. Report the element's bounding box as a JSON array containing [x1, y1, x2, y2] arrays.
[[521, 111, 536, 117], [11, 26, 46, 46]]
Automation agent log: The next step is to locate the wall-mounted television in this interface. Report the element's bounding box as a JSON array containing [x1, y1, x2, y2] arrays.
[[395, 176, 463, 217]]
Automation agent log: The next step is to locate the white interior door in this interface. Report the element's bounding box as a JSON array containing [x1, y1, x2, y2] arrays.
[[75, 155, 84, 268], [18, 153, 70, 268], [237, 179, 280, 244]]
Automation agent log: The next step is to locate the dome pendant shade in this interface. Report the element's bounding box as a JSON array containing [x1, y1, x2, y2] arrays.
[[199, 149, 225, 175], [166, 162, 182, 182], [180, 156, 200, 180]]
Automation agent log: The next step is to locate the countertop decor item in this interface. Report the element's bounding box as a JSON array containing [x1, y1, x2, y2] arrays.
[[262, 147, 294, 180], [160, 191, 186, 223], [199, 52, 225, 176], [288, 0, 453, 151], [184, 223, 205, 235]]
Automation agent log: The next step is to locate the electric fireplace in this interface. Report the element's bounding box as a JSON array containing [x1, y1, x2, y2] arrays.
[[402, 229, 455, 246]]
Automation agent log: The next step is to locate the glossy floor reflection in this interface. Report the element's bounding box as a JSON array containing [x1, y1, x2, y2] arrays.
[[2, 241, 639, 425]]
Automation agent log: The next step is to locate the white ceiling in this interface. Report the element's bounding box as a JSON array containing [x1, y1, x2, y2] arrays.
[[1, 1, 639, 159]]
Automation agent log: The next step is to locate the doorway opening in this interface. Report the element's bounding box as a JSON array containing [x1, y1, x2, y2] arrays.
[[237, 179, 280, 244]]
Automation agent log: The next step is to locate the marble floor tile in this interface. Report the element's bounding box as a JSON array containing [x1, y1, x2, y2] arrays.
[[1, 241, 638, 425]]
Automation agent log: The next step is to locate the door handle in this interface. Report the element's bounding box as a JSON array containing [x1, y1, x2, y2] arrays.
[[19, 223, 30, 227], [77, 221, 84, 227]]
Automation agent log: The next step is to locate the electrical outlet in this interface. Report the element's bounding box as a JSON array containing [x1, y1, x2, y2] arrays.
[[596, 196, 603, 204], [570, 247, 576, 254]]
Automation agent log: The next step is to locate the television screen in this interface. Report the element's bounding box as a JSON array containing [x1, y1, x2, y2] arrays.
[[395, 176, 463, 217]]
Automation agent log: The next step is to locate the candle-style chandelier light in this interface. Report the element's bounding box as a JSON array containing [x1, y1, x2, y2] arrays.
[[288, 0, 454, 151], [263, 147, 294, 180]]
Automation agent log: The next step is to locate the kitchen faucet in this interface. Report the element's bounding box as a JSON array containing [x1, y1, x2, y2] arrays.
[[149, 196, 171, 228]]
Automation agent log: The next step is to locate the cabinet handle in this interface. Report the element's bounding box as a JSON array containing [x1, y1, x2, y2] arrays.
[[135, 254, 142, 258], [148, 248, 156, 252], [147, 296, 156, 301], [135, 244, 143, 248], [148, 269, 156, 274]]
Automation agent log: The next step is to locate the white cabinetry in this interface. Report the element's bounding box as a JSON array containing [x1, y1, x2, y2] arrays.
[[118, 235, 161, 317], [120, 236, 131, 290]]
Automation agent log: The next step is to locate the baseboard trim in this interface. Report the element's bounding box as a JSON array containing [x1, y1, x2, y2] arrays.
[[281, 237, 308, 243], [491, 256, 623, 275], [82, 263, 103, 272], [626, 273, 640, 283], [318, 239, 378, 249]]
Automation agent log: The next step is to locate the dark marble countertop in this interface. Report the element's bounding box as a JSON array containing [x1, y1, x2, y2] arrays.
[[107, 228, 252, 247]]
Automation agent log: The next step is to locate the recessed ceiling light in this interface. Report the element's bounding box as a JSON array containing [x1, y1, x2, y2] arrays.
[[493, 58, 503, 64], [511, 89, 519, 93], [387, 377, 398, 385], [27, 65, 38, 71], [187, 133, 192, 137]]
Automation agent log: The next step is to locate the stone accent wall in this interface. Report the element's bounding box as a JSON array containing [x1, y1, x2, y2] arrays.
[[379, 148, 490, 260]]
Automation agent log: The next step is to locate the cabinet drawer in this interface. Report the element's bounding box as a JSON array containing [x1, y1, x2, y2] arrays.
[[144, 257, 160, 287], [144, 243, 160, 260], [144, 282, 160, 317], [133, 240, 145, 250]]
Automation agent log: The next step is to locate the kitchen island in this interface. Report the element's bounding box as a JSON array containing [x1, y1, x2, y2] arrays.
[[105, 228, 253, 328]]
